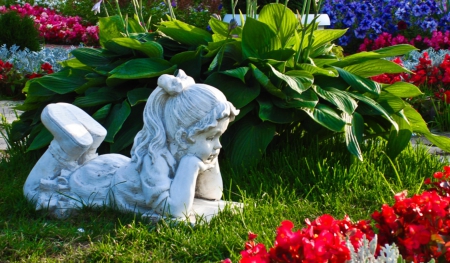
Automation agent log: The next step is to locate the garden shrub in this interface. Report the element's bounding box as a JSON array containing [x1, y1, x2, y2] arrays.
[[0, 10, 41, 51], [221, 0, 315, 14], [320, 0, 450, 53], [12, 3, 450, 168]]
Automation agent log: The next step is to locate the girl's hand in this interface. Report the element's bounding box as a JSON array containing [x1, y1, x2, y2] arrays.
[[182, 154, 215, 173]]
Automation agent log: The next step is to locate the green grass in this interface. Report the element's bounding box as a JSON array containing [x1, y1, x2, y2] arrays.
[[0, 127, 447, 262]]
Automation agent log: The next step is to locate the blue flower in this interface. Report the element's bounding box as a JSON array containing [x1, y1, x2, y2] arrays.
[[342, 13, 356, 28], [412, 5, 421, 16], [354, 28, 367, 39], [371, 22, 383, 34], [335, 3, 346, 13], [439, 13, 450, 31], [419, 3, 431, 16], [355, 3, 368, 15], [359, 18, 372, 31], [337, 35, 350, 46], [395, 7, 407, 20], [420, 17, 438, 31]]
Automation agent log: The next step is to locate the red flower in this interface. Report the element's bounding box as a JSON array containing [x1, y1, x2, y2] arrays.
[[397, 20, 407, 30], [27, 72, 43, 79]]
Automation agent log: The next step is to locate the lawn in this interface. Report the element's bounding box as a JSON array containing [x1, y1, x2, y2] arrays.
[[0, 128, 447, 262]]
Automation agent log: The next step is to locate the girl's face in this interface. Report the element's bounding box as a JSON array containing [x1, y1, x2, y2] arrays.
[[186, 118, 230, 163]]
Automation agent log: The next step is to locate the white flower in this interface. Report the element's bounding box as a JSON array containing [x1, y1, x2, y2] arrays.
[[91, 0, 102, 15]]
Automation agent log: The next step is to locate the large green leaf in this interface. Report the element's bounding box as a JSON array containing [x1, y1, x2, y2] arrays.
[[269, 65, 312, 97], [158, 20, 212, 47], [302, 104, 346, 132], [403, 105, 450, 153], [204, 73, 260, 109], [99, 15, 125, 47], [26, 125, 53, 151], [349, 92, 399, 131], [226, 115, 276, 167], [311, 29, 347, 49], [272, 89, 318, 109], [249, 63, 285, 99], [335, 67, 381, 96], [330, 44, 417, 68], [75, 73, 107, 94], [60, 58, 91, 70], [25, 68, 89, 95], [73, 89, 123, 107], [26, 81, 56, 96], [386, 111, 412, 160], [71, 48, 113, 68], [170, 46, 205, 80], [342, 112, 364, 161], [313, 86, 357, 115], [108, 58, 176, 80], [298, 63, 338, 77], [383, 82, 423, 98], [221, 67, 249, 83], [372, 44, 418, 57], [111, 38, 164, 58], [104, 100, 131, 143], [242, 17, 281, 60], [208, 18, 229, 38], [127, 88, 152, 106], [343, 59, 409, 78], [258, 3, 298, 48], [257, 97, 303, 123], [110, 104, 144, 153], [403, 104, 431, 134], [377, 91, 406, 114], [92, 104, 112, 121]]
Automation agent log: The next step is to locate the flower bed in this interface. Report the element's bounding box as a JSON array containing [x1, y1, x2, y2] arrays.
[[0, 44, 72, 98], [0, 3, 98, 46], [223, 166, 450, 263], [320, 0, 450, 53]]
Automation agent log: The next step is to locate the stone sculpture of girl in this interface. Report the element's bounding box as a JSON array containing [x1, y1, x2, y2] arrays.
[[23, 70, 239, 220]]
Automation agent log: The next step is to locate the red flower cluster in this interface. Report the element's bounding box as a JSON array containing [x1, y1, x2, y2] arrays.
[[373, 166, 450, 262], [358, 31, 450, 52], [27, 62, 53, 79], [0, 60, 53, 98], [370, 57, 409, 84], [0, 3, 98, 46], [233, 215, 374, 263], [371, 52, 450, 102]]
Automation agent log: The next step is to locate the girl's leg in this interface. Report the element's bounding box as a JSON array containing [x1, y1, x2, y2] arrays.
[[24, 103, 106, 203], [42, 103, 106, 165]]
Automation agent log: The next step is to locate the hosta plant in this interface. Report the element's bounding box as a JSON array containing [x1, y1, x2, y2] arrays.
[[12, 2, 450, 167], [11, 14, 176, 154], [156, 2, 450, 166]]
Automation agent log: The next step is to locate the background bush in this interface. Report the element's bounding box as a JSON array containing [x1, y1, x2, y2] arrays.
[[0, 11, 41, 51], [221, 0, 316, 14]]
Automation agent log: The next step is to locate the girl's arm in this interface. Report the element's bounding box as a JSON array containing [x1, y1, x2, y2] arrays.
[[165, 154, 213, 217], [195, 158, 223, 200]]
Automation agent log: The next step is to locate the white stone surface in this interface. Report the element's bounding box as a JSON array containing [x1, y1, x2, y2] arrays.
[[23, 70, 241, 223], [222, 14, 331, 29], [0, 101, 23, 151]]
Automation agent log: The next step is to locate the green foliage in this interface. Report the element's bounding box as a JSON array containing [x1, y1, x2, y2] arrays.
[[12, 15, 174, 155], [0, 11, 41, 51], [221, 0, 317, 14], [155, 3, 450, 167], [12, 2, 450, 168]]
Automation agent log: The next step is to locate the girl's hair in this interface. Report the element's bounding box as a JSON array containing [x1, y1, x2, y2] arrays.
[[130, 70, 239, 172]]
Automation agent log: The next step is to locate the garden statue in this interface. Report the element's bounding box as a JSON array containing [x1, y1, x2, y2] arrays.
[[23, 70, 240, 222]]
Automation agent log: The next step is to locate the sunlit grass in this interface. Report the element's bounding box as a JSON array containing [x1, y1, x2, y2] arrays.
[[0, 125, 447, 261]]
